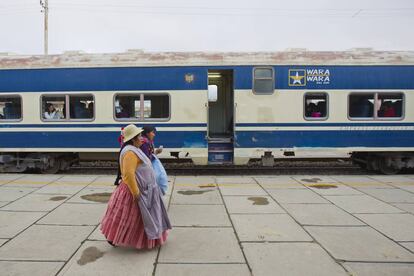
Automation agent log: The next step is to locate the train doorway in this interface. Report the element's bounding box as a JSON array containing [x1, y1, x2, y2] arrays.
[[207, 70, 234, 164]]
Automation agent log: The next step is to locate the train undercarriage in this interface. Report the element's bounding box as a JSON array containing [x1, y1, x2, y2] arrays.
[[351, 152, 414, 175], [1, 151, 414, 175], [0, 153, 77, 174]]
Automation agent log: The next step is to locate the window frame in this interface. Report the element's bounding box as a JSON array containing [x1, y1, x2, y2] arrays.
[[375, 92, 405, 121], [252, 67, 275, 95], [113, 92, 171, 122], [347, 92, 405, 121], [0, 94, 23, 122], [303, 92, 329, 121], [68, 94, 96, 121], [40, 93, 96, 122]]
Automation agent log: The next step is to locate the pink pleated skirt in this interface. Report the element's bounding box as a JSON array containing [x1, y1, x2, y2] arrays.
[[100, 182, 168, 249]]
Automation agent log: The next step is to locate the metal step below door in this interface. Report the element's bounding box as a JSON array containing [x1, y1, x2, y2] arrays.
[[208, 138, 233, 164]]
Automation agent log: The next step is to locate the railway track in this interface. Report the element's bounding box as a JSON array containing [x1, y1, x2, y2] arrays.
[[65, 159, 368, 175]]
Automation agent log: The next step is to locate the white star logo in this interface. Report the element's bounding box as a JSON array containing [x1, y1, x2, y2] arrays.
[[290, 72, 305, 85]]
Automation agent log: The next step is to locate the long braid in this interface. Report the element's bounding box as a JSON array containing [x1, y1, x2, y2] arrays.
[[113, 140, 133, 186]]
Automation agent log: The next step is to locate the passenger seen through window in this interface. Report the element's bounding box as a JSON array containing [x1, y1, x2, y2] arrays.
[[0, 96, 22, 120], [42, 96, 66, 120], [377, 94, 403, 118], [304, 93, 327, 119], [69, 95, 94, 119]]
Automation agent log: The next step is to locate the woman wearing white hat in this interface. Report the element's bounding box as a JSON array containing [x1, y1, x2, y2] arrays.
[[101, 124, 171, 249]]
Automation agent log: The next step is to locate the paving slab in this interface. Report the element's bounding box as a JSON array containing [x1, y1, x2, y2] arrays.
[[283, 204, 365, 226], [393, 203, 414, 213], [0, 211, 45, 238], [255, 176, 305, 189], [305, 226, 414, 262], [170, 189, 222, 205], [223, 195, 285, 214], [391, 184, 414, 193], [215, 176, 256, 184], [33, 183, 88, 195], [0, 202, 10, 208], [343, 262, 414, 276], [58, 241, 157, 276], [355, 213, 414, 241], [155, 264, 251, 276], [0, 261, 64, 276], [0, 174, 23, 185], [87, 226, 106, 241], [158, 227, 244, 263], [268, 188, 329, 204], [0, 239, 7, 247], [219, 184, 267, 196], [331, 175, 391, 188], [231, 214, 312, 242], [0, 225, 94, 261], [1, 194, 68, 212], [0, 187, 36, 202], [174, 176, 216, 189], [358, 188, 414, 203], [38, 203, 106, 226], [87, 176, 117, 189], [67, 187, 115, 204], [54, 175, 97, 184], [400, 242, 414, 253], [324, 195, 403, 214], [367, 175, 414, 184], [291, 175, 340, 184], [168, 205, 231, 227], [243, 243, 348, 276], [4, 174, 62, 188], [306, 184, 363, 196]]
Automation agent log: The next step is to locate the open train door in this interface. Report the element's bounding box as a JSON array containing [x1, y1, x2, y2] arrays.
[[207, 70, 234, 164]]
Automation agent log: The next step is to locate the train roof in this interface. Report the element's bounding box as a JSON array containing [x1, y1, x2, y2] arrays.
[[1, 49, 414, 69]]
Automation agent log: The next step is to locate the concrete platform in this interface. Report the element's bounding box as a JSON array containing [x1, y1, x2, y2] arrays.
[[243, 243, 348, 276], [0, 173, 413, 275], [58, 241, 157, 276]]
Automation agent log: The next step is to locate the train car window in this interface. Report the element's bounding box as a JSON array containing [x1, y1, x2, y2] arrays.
[[0, 95, 22, 121], [114, 95, 141, 120], [304, 93, 328, 120], [41, 96, 66, 120], [377, 93, 404, 118], [143, 94, 170, 119], [348, 94, 375, 119], [253, 67, 274, 94], [69, 95, 94, 119]]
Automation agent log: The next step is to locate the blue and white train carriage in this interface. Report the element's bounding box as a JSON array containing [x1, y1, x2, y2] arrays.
[[0, 49, 413, 174]]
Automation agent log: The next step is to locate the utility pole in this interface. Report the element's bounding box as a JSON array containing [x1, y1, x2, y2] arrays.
[[40, 0, 48, 55]]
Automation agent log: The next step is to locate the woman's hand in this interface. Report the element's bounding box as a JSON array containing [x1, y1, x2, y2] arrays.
[[134, 192, 140, 201], [155, 146, 163, 155]]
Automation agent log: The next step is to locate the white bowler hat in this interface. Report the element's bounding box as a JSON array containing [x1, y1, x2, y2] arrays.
[[123, 124, 143, 143]]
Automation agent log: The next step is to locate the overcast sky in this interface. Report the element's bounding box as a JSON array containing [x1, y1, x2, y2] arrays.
[[0, 0, 414, 55]]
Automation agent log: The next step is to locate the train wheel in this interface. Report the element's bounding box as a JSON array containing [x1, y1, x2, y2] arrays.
[[378, 157, 400, 175], [41, 158, 61, 174]]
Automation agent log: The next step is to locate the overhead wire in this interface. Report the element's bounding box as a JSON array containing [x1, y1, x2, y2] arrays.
[[1, 2, 413, 17], [47, 3, 414, 18]]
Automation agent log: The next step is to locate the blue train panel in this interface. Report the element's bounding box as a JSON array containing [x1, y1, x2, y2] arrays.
[[0, 67, 208, 92], [1, 129, 413, 149], [0, 123, 207, 129], [1, 65, 414, 92], [235, 130, 414, 148], [233, 65, 414, 90], [0, 131, 208, 148]]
